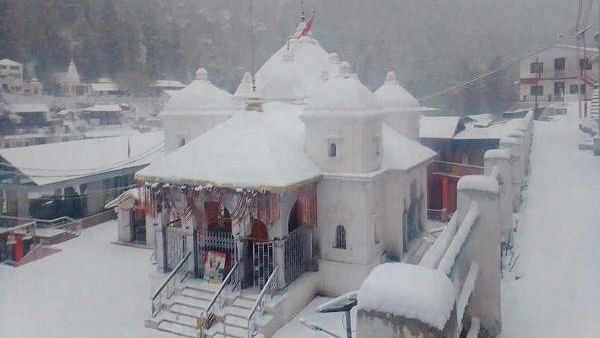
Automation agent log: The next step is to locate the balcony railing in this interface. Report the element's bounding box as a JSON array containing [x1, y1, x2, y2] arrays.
[[427, 208, 450, 223], [431, 161, 484, 177]]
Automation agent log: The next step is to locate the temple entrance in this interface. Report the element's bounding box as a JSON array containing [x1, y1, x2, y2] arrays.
[[283, 200, 312, 285], [288, 201, 300, 233], [196, 228, 236, 282], [249, 219, 272, 289], [131, 206, 146, 245], [195, 202, 236, 283], [403, 180, 422, 251], [164, 223, 186, 271]]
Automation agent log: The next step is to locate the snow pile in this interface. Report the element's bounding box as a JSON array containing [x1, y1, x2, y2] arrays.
[[357, 263, 455, 330], [438, 201, 480, 275], [420, 215, 458, 268], [161, 68, 237, 116], [457, 175, 499, 194], [375, 71, 421, 110], [484, 149, 511, 160]]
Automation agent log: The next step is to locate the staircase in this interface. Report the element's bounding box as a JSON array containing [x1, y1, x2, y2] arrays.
[[150, 280, 268, 338]]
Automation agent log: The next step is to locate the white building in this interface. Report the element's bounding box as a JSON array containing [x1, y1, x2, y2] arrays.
[[137, 19, 437, 338], [0, 58, 42, 95], [0, 58, 23, 93], [519, 44, 598, 108]]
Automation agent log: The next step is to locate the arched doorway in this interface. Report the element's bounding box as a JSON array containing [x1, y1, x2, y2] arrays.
[[404, 180, 421, 250], [248, 218, 272, 288], [288, 201, 301, 234]]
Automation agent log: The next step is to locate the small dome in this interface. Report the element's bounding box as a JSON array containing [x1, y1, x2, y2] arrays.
[[375, 71, 420, 110], [234, 72, 255, 100], [255, 36, 330, 102], [162, 67, 235, 115], [305, 62, 380, 116]]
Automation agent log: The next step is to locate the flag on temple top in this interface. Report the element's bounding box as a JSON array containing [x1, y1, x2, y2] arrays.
[[300, 13, 315, 37], [127, 138, 131, 159]]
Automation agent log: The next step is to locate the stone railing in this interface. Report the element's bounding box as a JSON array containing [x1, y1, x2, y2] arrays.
[[150, 251, 192, 317], [200, 261, 241, 330], [248, 266, 280, 338]]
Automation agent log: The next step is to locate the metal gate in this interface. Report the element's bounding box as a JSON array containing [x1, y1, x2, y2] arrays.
[[164, 226, 186, 271], [252, 241, 275, 289], [196, 228, 236, 279], [284, 226, 312, 284]]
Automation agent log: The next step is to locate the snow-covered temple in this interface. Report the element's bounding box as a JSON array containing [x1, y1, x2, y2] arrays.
[[138, 18, 438, 338]]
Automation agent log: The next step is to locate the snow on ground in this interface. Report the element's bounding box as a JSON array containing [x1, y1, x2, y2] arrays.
[[0, 221, 172, 338], [273, 297, 357, 338], [499, 108, 600, 337]]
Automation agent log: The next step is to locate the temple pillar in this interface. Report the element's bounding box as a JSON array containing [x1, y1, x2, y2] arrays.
[[442, 176, 450, 215]]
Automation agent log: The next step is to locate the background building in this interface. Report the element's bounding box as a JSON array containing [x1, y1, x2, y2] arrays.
[[519, 44, 598, 104]]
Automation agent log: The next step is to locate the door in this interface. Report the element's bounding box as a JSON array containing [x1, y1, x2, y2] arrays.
[[554, 82, 565, 101]]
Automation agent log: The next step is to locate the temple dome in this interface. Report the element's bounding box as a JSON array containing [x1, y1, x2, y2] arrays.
[[305, 61, 381, 116], [255, 36, 330, 102], [161, 68, 236, 116], [375, 71, 420, 110]]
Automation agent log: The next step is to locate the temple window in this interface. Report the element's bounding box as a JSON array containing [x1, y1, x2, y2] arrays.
[[328, 142, 337, 158], [335, 225, 346, 249]]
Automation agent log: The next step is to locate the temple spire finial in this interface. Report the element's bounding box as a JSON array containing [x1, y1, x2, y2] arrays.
[[300, 0, 306, 22]]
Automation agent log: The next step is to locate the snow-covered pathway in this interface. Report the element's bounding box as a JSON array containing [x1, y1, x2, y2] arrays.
[[499, 112, 600, 337], [0, 221, 172, 338]]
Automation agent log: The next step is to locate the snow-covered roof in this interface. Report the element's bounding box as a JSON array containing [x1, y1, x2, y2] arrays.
[[9, 104, 49, 114], [160, 68, 237, 117], [255, 36, 330, 102], [105, 187, 141, 209], [138, 100, 434, 190], [0, 58, 21, 66], [83, 104, 122, 113], [383, 125, 437, 170], [464, 113, 494, 127], [454, 118, 525, 140], [420, 116, 461, 139], [138, 103, 321, 191], [90, 82, 120, 92], [55, 60, 80, 84], [358, 263, 455, 330], [304, 62, 381, 116], [375, 71, 421, 111], [153, 80, 185, 89], [0, 132, 164, 187]]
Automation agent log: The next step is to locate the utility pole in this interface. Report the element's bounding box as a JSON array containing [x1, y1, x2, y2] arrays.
[[534, 56, 541, 111]]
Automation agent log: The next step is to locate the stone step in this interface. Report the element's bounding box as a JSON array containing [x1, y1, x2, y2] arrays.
[[182, 287, 214, 302], [232, 297, 254, 310], [158, 320, 199, 338], [212, 323, 248, 338], [172, 294, 211, 310], [225, 315, 248, 329], [226, 305, 251, 319], [184, 279, 220, 293], [170, 303, 204, 318], [159, 310, 198, 328]]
